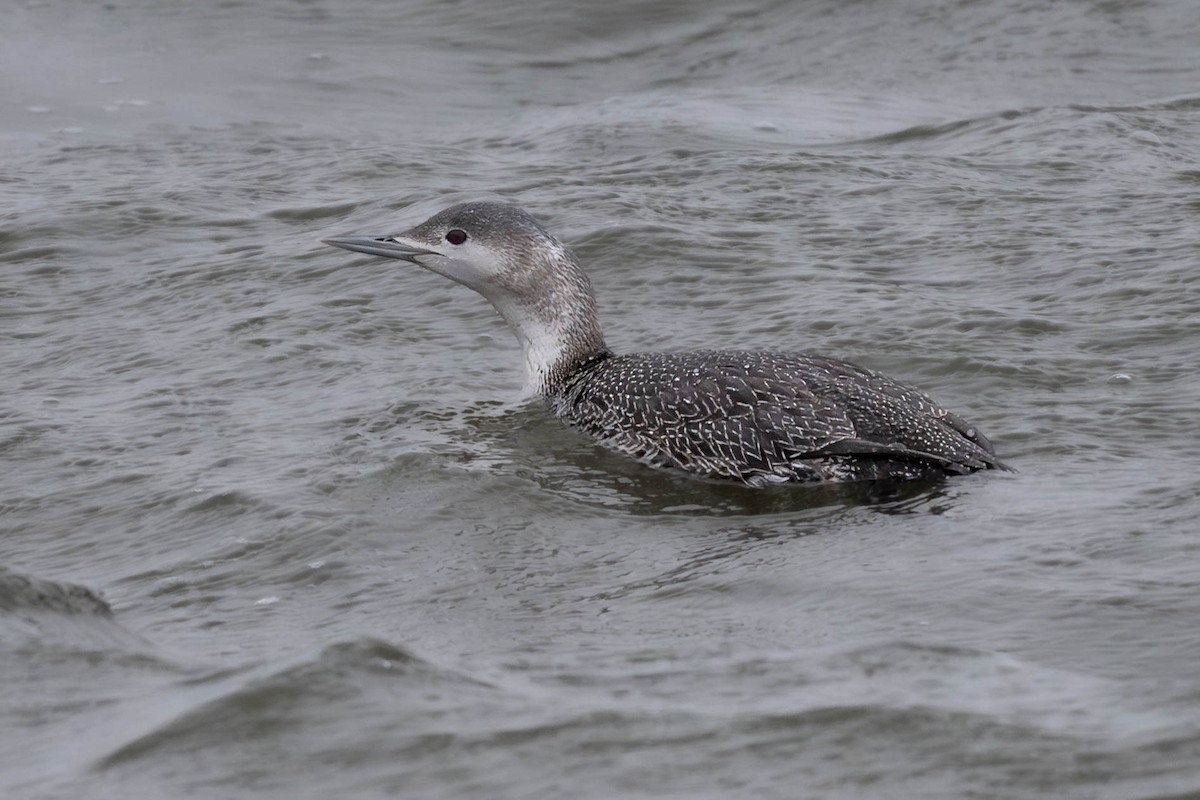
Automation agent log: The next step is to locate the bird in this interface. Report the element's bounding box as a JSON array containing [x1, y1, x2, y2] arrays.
[[323, 201, 1008, 486]]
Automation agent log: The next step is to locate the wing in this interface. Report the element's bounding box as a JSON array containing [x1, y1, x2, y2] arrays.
[[559, 350, 1006, 484], [791, 354, 1005, 472]]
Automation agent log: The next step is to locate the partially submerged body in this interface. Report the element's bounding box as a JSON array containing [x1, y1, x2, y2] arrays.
[[324, 201, 1008, 486]]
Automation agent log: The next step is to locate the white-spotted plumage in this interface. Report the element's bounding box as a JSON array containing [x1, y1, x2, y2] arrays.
[[324, 201, 1009, 485]]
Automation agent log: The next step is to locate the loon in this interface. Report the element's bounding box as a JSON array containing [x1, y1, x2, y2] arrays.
[[324, 201, 1009, 486]]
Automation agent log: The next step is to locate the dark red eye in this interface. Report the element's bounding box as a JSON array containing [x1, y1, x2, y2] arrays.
[[446, 229, 468, 245]]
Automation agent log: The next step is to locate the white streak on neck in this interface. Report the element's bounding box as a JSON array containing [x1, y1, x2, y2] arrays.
[[487, 296, 569, 396]]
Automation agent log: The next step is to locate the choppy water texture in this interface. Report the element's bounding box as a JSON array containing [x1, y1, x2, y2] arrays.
[[4, 0, 1200, 797]]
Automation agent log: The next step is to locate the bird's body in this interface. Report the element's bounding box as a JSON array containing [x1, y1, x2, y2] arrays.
[[324, 201, 1008, 486], [557, 350, 1000, 486]]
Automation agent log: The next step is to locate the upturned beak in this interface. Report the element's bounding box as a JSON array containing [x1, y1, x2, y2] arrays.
[[321, 235, 440, 262]]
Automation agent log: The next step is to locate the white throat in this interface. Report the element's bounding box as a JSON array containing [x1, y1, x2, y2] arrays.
[[487, 295, 573, 396]]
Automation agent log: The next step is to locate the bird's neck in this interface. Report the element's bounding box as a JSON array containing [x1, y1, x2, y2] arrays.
[[482, 245, 609, 396], [490, 292, 609, 397]]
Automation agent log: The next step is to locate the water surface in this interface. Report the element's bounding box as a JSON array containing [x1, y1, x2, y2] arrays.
[[4, 0, 1200, 797]]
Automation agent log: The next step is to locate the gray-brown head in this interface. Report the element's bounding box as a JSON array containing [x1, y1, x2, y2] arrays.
[[323, 202, 609, 394]]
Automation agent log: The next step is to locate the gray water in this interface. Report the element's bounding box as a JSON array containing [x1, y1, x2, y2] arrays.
[[4, 0, 1200, 797]]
